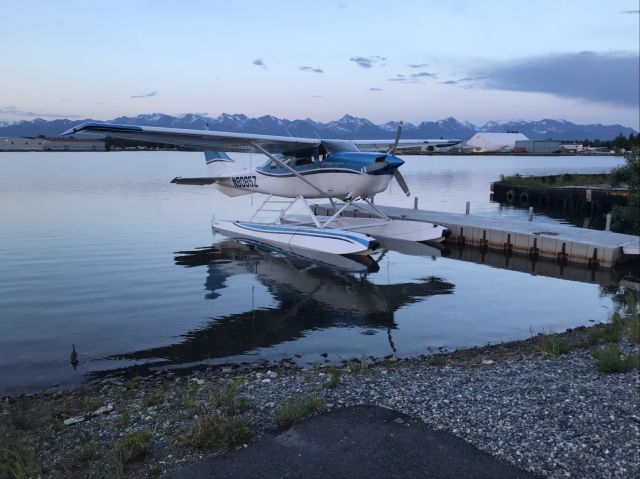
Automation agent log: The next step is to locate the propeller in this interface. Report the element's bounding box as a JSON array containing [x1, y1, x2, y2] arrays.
[[363, 121, 411, 197], [387, 120, 403, 155], [390, 121, 411, 197], [394, 169, 411, 197]]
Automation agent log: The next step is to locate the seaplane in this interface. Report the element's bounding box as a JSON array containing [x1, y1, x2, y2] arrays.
[[62, 121, 460, 256]]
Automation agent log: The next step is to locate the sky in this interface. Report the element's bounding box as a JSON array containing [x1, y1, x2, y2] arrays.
[[1, 0, 639, 129]]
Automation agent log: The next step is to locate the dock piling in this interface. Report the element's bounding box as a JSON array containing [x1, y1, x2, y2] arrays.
[[414, 197, 418, 210], [557, 243, 569, 265], [465, 201, 470, 215], [458, 227, 466, 247], [529, 237, 539, 260], [588, 248, 599, 270], [480, 230, 488, 251], [503, 233, 513, 256]]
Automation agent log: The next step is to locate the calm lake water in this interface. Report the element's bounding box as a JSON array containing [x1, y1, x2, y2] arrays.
[[0, 152, 627, 394]]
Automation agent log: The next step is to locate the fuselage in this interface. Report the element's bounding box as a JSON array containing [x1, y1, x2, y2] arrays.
[[215, 151, 404, 199]]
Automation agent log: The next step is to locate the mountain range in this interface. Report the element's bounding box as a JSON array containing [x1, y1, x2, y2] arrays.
[[0, 114, 636, 141]]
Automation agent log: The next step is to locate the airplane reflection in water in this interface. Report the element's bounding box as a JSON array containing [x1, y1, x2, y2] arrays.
[[100, 240, 454, 374]]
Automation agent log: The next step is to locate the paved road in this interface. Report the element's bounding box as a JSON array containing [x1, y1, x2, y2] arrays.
[[163, 406, 541, 479]]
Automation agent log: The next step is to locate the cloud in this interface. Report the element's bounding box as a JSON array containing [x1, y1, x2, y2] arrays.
[[411, 71, 436, 78], [300, 66, 324, 73], [463, 52, 639, 106], [388, 71, 437, 83], [0, 106, 83, 118], [311, 95, 323, 98], [440, 76, 486, 89], [619, 9, 639, 14], [131, 90, 159, 99], [253, 58, 267, 69], [456, 76, 485, 82], [407, 63, 429, 68], [349, 56, 386, 68], [367, 87, 383, 91], [0, 106, 34, 115]]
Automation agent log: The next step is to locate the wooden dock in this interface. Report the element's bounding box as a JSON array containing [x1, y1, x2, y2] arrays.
[[491, 178, 629, 218], [313, 204, 640, 269]]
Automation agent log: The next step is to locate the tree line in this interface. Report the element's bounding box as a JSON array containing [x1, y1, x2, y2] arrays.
[[581, 133, 640, 151], [610, 147, 640, 235]]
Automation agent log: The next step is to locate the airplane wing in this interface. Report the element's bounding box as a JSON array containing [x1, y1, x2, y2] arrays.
[[353, 139, 462, 152], [61, 122, 320, 154]]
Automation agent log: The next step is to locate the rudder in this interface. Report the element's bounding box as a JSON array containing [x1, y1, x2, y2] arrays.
[[204, 151, 244, 177]]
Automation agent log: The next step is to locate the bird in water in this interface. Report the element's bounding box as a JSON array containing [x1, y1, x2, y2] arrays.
[[70, 344, 79, 370]]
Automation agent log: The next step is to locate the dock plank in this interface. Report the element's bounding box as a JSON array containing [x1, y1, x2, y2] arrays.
[[313, 204, 640, 268]]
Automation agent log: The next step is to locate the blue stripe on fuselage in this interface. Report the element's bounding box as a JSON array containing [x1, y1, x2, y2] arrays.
[[256, 151, 404, 176], [256, 168, 363, 178]]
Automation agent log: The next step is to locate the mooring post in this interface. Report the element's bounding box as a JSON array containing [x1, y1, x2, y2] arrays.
[[465, 201, 470, 215], [605, 213, 612, 232], [528, 206, 534, 221], [414, 196, 418, 210]]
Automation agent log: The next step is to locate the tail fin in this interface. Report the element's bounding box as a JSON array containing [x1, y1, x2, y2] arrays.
[[204, 151, 244, 177], [205, 150, 234, 163], [203, 150, 252, 197]]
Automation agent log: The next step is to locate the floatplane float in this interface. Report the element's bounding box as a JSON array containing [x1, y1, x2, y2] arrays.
[[63, 121, 460, 256]]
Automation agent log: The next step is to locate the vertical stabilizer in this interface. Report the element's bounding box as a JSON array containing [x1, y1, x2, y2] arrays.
[[204, 151, 244, 176]]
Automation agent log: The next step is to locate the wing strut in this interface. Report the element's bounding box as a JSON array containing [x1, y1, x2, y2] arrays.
[[251, 142, 326, 196]]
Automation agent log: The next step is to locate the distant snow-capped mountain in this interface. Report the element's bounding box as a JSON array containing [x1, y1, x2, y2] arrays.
[[0, 114, 636, 141], [477, 118, 636, 141]]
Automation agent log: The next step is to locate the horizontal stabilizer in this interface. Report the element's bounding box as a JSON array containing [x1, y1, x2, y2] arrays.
[[170, 177, 219, 185], [170, 177, 251, 196]]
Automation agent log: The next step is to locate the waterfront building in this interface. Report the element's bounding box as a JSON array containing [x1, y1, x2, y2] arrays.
[[465, 132, 529, 152], [0, 137, 105, 151], [514, 140, 562, 154], [560, 144, 584, 153], [0, 137, 44, 150], [43, 138, 105, 151]]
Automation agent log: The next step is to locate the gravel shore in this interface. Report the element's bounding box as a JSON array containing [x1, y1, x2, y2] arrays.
[[1, 330, 639, 478]]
